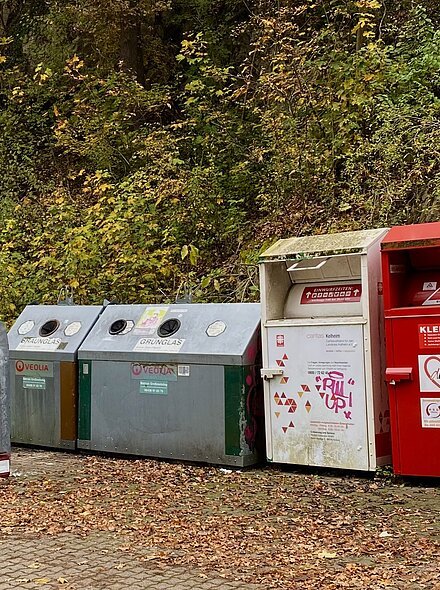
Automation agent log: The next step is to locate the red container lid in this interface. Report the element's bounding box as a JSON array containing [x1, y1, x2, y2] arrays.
[[381, 222, 440, 250]]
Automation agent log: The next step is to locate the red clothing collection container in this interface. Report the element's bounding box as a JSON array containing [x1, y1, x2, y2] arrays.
[[381, 221, 440, 477]]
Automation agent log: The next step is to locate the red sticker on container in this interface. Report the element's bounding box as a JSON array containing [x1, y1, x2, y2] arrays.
[[276, 334, 285, 347], [419, 325, 440, 350], [300, 284, 362, 304]]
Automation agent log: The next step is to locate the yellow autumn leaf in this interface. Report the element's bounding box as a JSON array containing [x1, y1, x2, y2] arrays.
[[317, 551, 337, 559]]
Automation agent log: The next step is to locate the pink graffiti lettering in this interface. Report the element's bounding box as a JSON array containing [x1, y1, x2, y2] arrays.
[[316, 371, 354, 418]]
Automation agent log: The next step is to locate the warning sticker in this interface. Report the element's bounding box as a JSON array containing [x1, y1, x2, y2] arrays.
[[420, 398, 440, 428], [419, 325, 440, 350], [418, 355, 440, 392], [422, 288, 440, 306], [16, 337, 62, 351], [133, 338, 185, 353], [423, 282, 437, 291], [301, 284, 362, 305]]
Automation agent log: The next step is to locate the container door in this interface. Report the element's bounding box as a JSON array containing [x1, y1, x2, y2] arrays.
[[266, 324, 370, 470], [387, 317, 440, 476]]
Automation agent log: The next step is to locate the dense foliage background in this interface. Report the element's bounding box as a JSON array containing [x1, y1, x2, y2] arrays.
[[0, 0, 439, 319]]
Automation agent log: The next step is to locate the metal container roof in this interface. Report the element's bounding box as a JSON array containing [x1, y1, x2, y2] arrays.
[[78, 303, 261, 365], [260, 228, 387, 260], [381, 222, 440, 250], [8, 305, 103, 361]]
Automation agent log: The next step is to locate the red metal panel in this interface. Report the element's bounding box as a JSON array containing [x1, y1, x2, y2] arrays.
[[382, 223, 440, 476], [386, 316, 440, 476]]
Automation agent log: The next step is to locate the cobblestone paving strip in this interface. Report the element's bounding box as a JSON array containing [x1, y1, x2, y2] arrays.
[[0, 533, 261, 589], [2, 450, 264, 590]]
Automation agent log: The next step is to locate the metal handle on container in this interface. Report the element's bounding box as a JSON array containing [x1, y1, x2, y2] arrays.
[[385, 367, 413, 384], [261, 368, 284, 381]]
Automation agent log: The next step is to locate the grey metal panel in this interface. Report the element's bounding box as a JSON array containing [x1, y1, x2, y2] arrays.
[[9, 305, 103, 361], [11, 361, 61, 448], [85, 361, 225, 459], [260, 228, 387, 259], [9, 305, 102, 449], [79, 361, 248, 465], [78, 303, 261, 365], [0, 324, 10, 455]]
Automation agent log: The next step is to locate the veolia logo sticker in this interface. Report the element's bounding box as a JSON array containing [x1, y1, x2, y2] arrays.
[[420, 398, 440, 428], [15, 360, 53, 377], [131, 363, 177, 381], [418, 355, 440, 392]]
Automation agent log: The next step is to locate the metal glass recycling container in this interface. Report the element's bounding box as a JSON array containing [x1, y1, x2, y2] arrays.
[[382, 221, 440, 477], [260, 228, 391, 471], [8, 305, 103, 449], [77, 303, 263, 466], [0, 323, 10, 477]]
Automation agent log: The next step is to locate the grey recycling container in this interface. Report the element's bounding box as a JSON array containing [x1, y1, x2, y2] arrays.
[[0, 323, 10, 477], [77, 303, 263, 466], [8, 305, 103, 449]]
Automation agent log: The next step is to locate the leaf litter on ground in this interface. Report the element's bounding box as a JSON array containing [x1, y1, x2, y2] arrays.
[[0, 449, 439, 589]]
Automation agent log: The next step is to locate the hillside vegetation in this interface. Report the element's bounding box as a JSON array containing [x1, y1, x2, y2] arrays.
[[0, 0, 439, 319]]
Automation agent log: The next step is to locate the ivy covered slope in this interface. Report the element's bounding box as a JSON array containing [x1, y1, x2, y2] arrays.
[[0, 0, 439, 320]]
